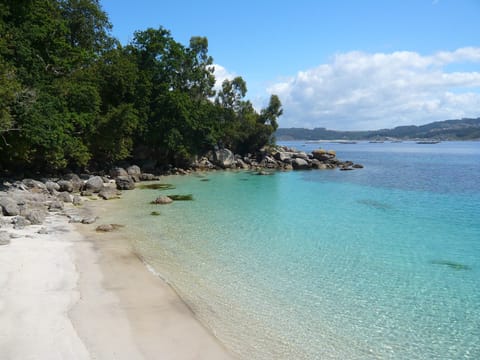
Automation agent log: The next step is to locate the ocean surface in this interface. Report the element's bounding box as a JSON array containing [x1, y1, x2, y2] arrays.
[[103, 141, 480, 359]]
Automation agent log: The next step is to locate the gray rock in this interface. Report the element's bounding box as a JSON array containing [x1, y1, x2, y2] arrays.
[[95, 224, 114, 232], [13, 216, 30, 229], [213, 148, 235, 168], [10, 233, 22, 239], [57, 192, 73, 203], [63, 174, 83, 192], [312, 149, 336, 161], [57, 180, 74, 192], [109, 167, 128, 178], [352, 164, 364, 169], [84, 176, 104, 193], [152, 196, 173, 204], [68, 215, 83, 223], [73, 195, 82, 206], [127, 165, 142, 182], [45, 181, 60, 194], [139, 173, 157, 181], [80, 190, 94, 197], [274, 152, 292, 162], [292, 158, 310, 170], [98, 188, 119, 200], [22, 179, 47, 191], [38, 228, 49, 234], [48, 201, 64, 212], [25, 209, 46, 225], [81, 216, 97, 224], [0, 197, 20, 216], [293, 152, 309, 160], [115, 176, 135, 190], [236, 159, 250, 169]]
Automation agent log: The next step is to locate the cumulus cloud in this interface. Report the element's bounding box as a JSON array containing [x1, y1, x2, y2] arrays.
[[210, 63, 236, 91], [268, 48, 480, 130]]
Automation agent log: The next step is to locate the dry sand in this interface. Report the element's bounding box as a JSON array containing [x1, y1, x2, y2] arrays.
[[0, 202, 234, 359]]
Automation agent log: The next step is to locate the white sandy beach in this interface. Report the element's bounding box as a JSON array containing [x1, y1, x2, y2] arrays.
[[0, 203, 233, 359]]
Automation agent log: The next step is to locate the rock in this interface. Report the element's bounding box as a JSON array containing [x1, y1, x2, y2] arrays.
[[80, 190, 94, 197], [283, 164, 293, 171], [57, 180, 74, 192], [293, 152, 309, 160], [340, 167, 354, 171], [257, 171, 273, 176], [0, 232, 10, 246], [96, 224, 114, 232], [22, 179, 47, 192], [213, 148, 235, 168], [0, 197, 20, 216], [63, 173, 84, 192], [57, 192, 73, 203], [45, 181, 60, 194], [274, 152, 292, 162], [38, 228, 48, 234], [68, 215, 83, 223], [310, 159, 328, 169], [98, 188, 119, 200], [48, 201, 64, 211], [236, 159, 250, 169], [115, 176, 135, 190], [84, 176, 104, 193], [139, 173, 157, 181], [127, 165, 142, 181], [312, 149, 336, 161], [25, 209, 46, 225], [152, 196, 173, 205], [291, 158, 310, 170], [352, 164, 364, 169], [13, 216, 30, 229], [110, 167, 128, 178], [73, 195, 82, 206], [81, 216, 97, 224]]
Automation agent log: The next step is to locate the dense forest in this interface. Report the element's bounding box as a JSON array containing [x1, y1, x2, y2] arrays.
[[0, 0, 282, 175], [276, 118, 480, 141]]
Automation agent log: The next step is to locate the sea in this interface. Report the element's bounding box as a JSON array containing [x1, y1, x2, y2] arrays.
[[101, 141, 480, 359]]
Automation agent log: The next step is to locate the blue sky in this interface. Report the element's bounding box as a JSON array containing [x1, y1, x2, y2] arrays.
[[101, 0, 480, 130]]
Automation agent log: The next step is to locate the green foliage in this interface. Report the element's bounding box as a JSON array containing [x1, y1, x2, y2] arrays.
[[0, 1, 283, 174]]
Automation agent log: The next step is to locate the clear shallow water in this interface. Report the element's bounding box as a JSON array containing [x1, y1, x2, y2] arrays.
[[103, 141, 480, 359]]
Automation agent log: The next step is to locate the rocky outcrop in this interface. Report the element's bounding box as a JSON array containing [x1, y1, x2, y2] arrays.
[[0, 197, 20, 216]]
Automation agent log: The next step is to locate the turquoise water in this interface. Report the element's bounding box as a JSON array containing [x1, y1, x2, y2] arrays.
[[104, 141, 480, 359]]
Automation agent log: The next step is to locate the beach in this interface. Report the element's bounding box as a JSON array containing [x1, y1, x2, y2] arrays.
[[0, 199, 233, 359]]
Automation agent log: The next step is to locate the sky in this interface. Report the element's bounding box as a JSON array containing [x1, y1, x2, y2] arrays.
[[101, 0, 480, 130]]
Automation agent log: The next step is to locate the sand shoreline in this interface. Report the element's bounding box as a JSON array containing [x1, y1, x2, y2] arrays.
[[0, 200, 233, 359]]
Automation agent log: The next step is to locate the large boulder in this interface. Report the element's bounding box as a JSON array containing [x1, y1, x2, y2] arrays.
[[126, 165, 142, 182], [0, 197, 20, 216], [274, 152, 292, 162], [57, 180, 74, 193], [213, 148, 235, 168], [292, 158, 310, 170], [98, 187, 120, 200], [22, 179, 47, 192], [45, 181, 60, 194], [57, 192, 73, 203], [312, 149, 336, 162], [109, 167, 128, 178], [63, 174, 83, 192], [84, 176, 104, 193], [25, 209, 46, 225], [115, 176, 135, 190]]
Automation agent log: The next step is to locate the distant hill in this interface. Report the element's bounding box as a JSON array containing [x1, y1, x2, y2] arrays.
[[276, 118, 480, 141]]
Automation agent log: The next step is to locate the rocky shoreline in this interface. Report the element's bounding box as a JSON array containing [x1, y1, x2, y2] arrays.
[[1, 146, 361, 236]]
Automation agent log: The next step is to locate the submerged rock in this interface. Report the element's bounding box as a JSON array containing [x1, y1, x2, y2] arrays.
[[152, 196, 173, 204]]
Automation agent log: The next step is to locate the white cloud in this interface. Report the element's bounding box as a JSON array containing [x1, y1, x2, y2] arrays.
[[210, 63, 236, 91], [268, 48, 480, 130]]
